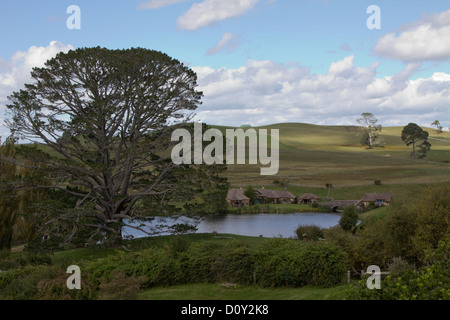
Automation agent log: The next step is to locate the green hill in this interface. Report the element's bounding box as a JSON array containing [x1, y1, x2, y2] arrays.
[[211, 122, 450, 198]]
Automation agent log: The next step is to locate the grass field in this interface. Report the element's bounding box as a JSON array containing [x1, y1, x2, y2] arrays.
[[137, 283, 348, 300], [213, 123, 450, 202]]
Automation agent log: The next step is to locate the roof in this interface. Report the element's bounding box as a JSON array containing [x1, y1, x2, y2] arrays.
[[255, 189, 296, 199], [299, 193, 320, 200], [356, 192, 392, 205], [227, 189, 250, 201]]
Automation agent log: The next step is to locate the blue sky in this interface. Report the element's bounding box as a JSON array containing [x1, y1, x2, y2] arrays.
[[1, 0, 450, 136]]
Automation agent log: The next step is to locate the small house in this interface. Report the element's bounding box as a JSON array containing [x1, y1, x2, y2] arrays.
[[297, 193, 321, 205], [255, 188, 296, 204], [356, 192, 392, 208], [226, 189, 250, 207]]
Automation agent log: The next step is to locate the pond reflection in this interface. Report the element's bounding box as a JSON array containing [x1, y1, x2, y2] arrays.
[[123, 212, 341, 239]]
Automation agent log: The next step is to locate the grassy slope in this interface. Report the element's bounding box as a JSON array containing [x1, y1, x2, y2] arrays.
[[214, 123, 450, 202], [137, 283, 348, 300]]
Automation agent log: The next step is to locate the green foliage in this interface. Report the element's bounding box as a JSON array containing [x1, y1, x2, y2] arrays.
[[345, 233, 450, 300], [387, 257, 416, 277], [0, 250, 52, 270], [0, 141, 18, 251], [83, 237, 346, 290], [244, 185, 257, 205], [328, 184, 449, 275], [36, 268, 98, 300], [98, 270, 147, 300], [339, 206, 359, 232], [295, 225, 324, 241], [401, 123, 431, 159], [253, 239, 347, 287]]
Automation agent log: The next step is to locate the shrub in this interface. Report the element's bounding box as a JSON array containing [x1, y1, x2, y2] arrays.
[[253, 239, 347, 287], [37, 268, 98, 300], [295, 225, 324, 241], [387, 257, 416, 277], [0, 265, 58, 300], [346, 233, 450, 300], [164, 235, 190, 258], [98, 270, 147, 300], [0, 251, 52, 270], [186, 240, 253, 284], [339, 206, 359, 232]]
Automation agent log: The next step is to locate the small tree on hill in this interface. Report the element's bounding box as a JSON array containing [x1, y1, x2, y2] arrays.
[[431, 120, 443, 134], [401, 123, 431, 159], [357, 113, 383, 149]]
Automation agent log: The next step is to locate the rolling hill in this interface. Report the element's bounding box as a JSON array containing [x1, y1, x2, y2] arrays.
[[209, 122, 450, 200]]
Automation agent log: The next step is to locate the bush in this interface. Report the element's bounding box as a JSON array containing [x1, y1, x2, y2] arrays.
[[84, 237, 347, 290], [0, 251, 52, 270], [186, 240, 253, 284], [387, 257, 416, 277], [295, 225, 324, 241], [339, 206, 359, 232], [0, 265, 58, 299], [98, 270, 147, 300], [164, 235, 190, 258], [37, 268, 98, 300], [346, 233, 450, 300], [253, 239, 347, 287]]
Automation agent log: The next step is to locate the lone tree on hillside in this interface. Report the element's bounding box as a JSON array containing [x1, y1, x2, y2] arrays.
[[401, 123, 431, 160], [431, 120, 443, 134], [357, 113, 383, 149], [4, 47, 219, 245]]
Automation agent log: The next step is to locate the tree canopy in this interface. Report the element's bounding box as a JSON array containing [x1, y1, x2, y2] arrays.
[[4, 47, 225, 245], [401, 123, 431, 159]]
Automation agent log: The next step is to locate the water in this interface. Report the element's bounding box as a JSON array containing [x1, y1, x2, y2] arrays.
[[122, 212, 341, 239]]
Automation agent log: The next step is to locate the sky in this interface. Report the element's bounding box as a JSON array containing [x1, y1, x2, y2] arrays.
[[1, 0, 450, 139]]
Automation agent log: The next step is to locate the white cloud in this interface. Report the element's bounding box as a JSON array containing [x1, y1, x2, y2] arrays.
[[137, 0, 188, 10], [206, 32, 242, 55], [192, 56, 450, 128], [374, 9, 450, 62], [328, 55, 354, 75], [177, 0, 260, 30], [0, 41, 74, 139]]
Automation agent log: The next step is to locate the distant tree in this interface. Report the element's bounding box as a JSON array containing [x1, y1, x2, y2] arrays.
[[401, 123, 431, 159], [244, 186, 256, 205], [357, 113, 383, 149], [339, 206, 359, 232], [431, 120, 443, 134]]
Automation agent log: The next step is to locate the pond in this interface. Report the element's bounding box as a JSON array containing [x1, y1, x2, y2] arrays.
[[122, 212, 341, 239]]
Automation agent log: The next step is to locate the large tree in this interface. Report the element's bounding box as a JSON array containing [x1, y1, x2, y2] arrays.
[[5, 47, 209, 244], [401, 123, 431, 159], [0, 139, 18, 251], [357, 113, 383, 149]]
